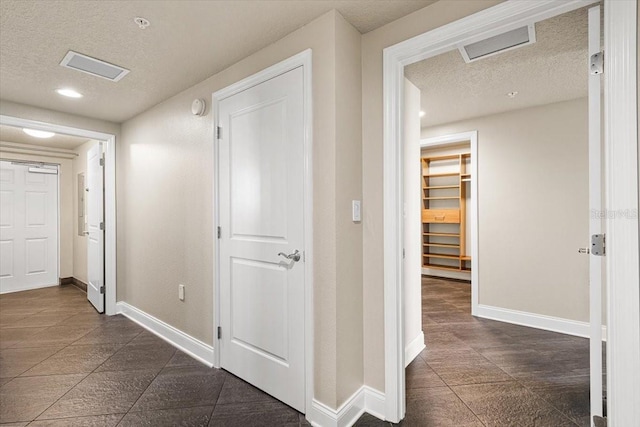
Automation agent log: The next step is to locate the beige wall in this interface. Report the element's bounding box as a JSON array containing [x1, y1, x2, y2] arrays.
[[403, 79, 422, 357], [423, 98, 589, 321], [361, 0, 504, 393], [0, 150, 74, 279], [334, 13, 364, 405], [72, 140, 98, 284], [118, 10, 362, 409]]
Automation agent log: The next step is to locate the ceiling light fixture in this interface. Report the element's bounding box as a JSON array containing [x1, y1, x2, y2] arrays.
[[134, 17, 151, 29], [23, 128, 55, 138], [56, 88, 83, 98], [507, 91, 519, 98], [419, 111, 426, 117]]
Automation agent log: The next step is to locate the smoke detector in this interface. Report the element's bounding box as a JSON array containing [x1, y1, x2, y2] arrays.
[[60, 51, 130, 82], [459, 24, 536, 63]]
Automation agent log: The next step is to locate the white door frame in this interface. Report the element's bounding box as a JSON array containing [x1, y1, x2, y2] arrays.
[[211, 49, 314, 413], [0, 160, 60, 293], [0, 114, 118, 316], [420, 131, 479, 314], [382, 0, 638, 423]]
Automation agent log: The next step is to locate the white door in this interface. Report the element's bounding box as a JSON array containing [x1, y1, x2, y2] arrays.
[[0, 161, 58, 293], [87, 143, 104, 313], [218, 66, 306, 412], [587, 5, 604, 425]]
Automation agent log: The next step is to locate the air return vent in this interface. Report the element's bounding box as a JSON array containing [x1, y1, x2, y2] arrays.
[[60, 51, 129, 82], [459, 24, 536, 63]]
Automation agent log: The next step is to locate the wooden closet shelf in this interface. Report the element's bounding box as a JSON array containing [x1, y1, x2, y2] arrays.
[[423, 264, 463, 272], [423, 172, 460, 177], [424, 185, 460, 190], [423, 232, 460, 237], [424, 196, 459, 200], [423, 253, 460, 260], [422, 154, 462, 161], [461, 256, 471, 261], [423, 243, 460, 249]]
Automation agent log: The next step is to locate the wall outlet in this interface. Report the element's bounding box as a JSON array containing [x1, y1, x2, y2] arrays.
[[178, 284, 185, 301]]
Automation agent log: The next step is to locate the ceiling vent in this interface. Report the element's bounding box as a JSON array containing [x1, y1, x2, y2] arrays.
[[459, 24, 536, 63], [60, 51, 129, 82]]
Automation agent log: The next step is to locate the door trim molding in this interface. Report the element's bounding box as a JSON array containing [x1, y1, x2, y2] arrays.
[[604, 0, 640, 424], [0, 115, 117, 315], [420, 131, 479, 316], [381, 0, 623, 422], [211, 49, 314, 414]]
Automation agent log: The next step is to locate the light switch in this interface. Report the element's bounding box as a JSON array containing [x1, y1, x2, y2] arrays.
[[178, 284, 185, 301], [352, 200, 361, 222]]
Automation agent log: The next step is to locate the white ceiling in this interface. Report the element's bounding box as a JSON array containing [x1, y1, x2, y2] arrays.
[[0, 124, 91, 150], [405, 6, 591, 128], [0, 0, 435, 123]]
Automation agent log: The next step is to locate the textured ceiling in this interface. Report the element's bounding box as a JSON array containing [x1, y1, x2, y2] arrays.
[[0, 124, 90, 150], [405, 6, 591, 128], [0, 0, 435, 123]]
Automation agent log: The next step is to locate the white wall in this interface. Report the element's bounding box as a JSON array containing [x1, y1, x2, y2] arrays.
[[403, 78, 423, 363], [72, 139, 98, 284], [422, 97, 590, 322]]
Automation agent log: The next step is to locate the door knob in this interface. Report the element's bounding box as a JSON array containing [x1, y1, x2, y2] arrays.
[[278, 250, 301, 262], [578, 248, 590, 254]]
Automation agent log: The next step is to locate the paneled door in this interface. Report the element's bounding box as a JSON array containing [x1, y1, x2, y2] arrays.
[[217, 66, 306, 412], [0, 161, 58, 293], [86, 143, 104, 313]]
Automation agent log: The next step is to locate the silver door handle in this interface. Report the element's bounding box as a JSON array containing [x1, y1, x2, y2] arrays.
[[278, 250, 301, 262], [578, 248, 590, 254]]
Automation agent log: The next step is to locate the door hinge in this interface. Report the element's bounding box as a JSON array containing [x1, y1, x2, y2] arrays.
[[99, 285, 105, 294], [591, 234, 605, 256], [99, 222, 105, 231], [217, 326, 222, 339], [99, 157, 105, 167], [590, 51, 604, 75], [216, 126, 222, 139], [217, 226, 221, 239]]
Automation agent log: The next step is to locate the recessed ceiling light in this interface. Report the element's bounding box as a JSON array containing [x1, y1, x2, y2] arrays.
[[419, 111, 426, 117], [507, 91, 519, 98], [56, 88, 83, 98], [23, 128, 55, 138]]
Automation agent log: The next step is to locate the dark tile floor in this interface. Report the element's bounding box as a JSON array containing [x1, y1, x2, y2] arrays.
[[355, 276, 593, 427], [0, 285, 311, 426], [0, 279, 595, 426]]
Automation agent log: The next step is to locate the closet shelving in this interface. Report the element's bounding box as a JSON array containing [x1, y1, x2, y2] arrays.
[[421, 152, 471, 272]]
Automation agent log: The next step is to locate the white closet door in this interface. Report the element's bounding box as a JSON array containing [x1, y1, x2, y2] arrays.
[[86, 143, 104, 313], [0, 161, 58, 293]]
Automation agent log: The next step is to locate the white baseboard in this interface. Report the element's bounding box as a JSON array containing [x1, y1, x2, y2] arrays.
[[405, 331, 425, 367], [306, 386, 386, 427], [422, 268, 471, 282], [476, 304, 607, 340], [116, 301, 214, 366]]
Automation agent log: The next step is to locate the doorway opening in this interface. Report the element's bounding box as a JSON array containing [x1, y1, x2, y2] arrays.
[[383, 0, 638, 425], [0, 116, 117, 315]]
